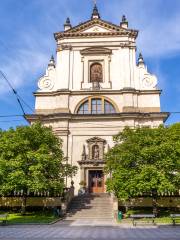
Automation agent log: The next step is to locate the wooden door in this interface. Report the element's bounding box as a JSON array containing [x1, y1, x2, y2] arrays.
[[89, 170, 104, 193]]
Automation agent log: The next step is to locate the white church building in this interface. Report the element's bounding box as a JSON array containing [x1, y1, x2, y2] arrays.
[[27, 5, 169, 195]]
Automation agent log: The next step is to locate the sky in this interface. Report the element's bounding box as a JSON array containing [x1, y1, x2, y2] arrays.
[[0, 0, 180, 129]]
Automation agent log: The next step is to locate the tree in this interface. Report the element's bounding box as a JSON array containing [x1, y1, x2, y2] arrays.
[[105, 123, 180, 215], [0, 123, 77, 214]]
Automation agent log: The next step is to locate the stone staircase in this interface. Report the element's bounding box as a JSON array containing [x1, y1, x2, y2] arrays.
[[65, 193, 114, 221]]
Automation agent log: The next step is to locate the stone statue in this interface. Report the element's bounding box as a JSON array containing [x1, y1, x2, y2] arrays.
[[93, 145, 99, 159], [81, 144, 86, 161]]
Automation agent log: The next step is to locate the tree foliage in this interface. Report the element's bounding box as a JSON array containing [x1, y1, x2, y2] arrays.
[[0, 123, 77, 212], [105, 124, 180, 210]]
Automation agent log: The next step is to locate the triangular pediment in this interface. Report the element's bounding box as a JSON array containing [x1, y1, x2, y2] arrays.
[[54, 18, 138, 40], [66, 19, 120, 34]]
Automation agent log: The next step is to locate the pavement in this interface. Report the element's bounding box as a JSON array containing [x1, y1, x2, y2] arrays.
[[0, 222, 180, 240]]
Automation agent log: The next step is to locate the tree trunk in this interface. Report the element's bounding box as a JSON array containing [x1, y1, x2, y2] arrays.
[[152, 191, 158, 217], [21, 195, 27, 215], [125, 199, 130, 213]]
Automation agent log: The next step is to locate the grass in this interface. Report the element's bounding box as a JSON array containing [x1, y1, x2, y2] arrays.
[[118, 208, 180, 224], [0, 211, 59, 224]]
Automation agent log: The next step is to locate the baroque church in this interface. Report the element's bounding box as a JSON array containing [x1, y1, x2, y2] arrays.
[[26, 4, 169, 195]]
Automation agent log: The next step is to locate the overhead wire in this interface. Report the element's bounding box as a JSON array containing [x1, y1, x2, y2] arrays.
[[0, 115, 24, 118], [0, 70, 33, 118]]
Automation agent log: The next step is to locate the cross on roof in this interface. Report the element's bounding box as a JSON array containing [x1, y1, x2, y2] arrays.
[[91, 0, 100, 19]]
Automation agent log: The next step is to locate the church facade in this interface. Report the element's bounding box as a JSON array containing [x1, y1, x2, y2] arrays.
[[26, 5, 169, 194]]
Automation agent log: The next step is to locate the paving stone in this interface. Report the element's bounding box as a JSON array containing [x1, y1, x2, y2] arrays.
[[0, 225, 180, 240]]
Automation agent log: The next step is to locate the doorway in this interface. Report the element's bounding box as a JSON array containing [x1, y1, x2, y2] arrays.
[[89, 170, 104, 193]]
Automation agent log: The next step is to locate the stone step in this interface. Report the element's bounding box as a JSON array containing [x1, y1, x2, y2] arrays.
[[69, 204, 113, 209], [65, 194, 114, 221], [67, 209, 113, 213], [65, 216, 114, 219], [70, 201, 112, 204], [67, 215, 113, 218], [67, 215, 114, 218], [71, 200, 113, 203], [71, 203, 112, 206], [73, 194, 110, 198], [68, 206, 113, 210], [67, 210, 113, 214], [72, 198, 111, 202], [65, 217, 114, 220]]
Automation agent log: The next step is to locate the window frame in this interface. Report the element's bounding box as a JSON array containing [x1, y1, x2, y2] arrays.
[[77, 97, 117, 115]]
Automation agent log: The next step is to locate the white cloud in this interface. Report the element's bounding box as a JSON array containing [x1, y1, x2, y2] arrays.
[[104, 0, 180, 58], [0, 31, 53, 96]]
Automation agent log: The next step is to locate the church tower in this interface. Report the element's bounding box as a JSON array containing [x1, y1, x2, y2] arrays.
[[26, 4, 169, 194]]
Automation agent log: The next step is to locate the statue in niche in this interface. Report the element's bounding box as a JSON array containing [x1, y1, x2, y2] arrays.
[[92, 145, 99, 160], [81, 144, 86, 161], [90, 63, 103, 83]]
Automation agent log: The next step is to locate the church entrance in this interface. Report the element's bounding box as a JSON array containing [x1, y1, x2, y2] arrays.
[[89, 170, 104, 193]]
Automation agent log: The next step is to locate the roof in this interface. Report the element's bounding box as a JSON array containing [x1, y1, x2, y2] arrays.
[[54, 18, 138, 40]]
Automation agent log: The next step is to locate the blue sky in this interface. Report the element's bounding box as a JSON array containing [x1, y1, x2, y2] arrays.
[[0, 0, 180, 129]]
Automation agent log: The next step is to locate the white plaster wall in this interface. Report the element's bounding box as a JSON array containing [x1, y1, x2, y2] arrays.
[[35, 96, 56, 110], [70, 51, 82, 90], [56, 49, 70, 90], [110, 48, 122, 89], [58, 35, 131, 45], [37, 25, 159, 93], [138, 94, 160, 108], [35, 95, 69, 111], [35, 92, 161, 113]]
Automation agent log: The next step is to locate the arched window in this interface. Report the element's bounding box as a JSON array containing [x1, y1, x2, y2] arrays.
[[77, 100, 89, 114], [77, 98, 117, 114], [104, 100, 116, 114], [90, 63, 103, 83]]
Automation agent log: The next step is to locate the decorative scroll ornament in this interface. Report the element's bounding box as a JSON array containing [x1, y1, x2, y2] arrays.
[[142, 75, 157, 89], [37, 55, 56, 91], [38, 76, 54, 91]]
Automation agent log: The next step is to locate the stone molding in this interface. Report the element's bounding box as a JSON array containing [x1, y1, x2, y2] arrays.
[[81, 54, 112, 89], [33, 89, 162, 97], [54, 18, 138, 40], [80, 47, 112, 55], [35, 107, 161, 115], [25, 112, 170, 123], [35, 108, 70, 114], [78, 160, 105, 167], [123, 107, 161, 113]]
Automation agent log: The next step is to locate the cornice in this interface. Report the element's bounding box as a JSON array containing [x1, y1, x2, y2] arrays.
[[25, 112, 169, 123], [33, 89, 162, 97], [80, 47, 112, 55], [78, 160, 105, 166], [54, 18, 138, 40], [55, 31, 138, 40]]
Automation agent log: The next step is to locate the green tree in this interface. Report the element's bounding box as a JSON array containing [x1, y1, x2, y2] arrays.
[[105, 123, 180, 215], [0, 123, 77, 214]]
